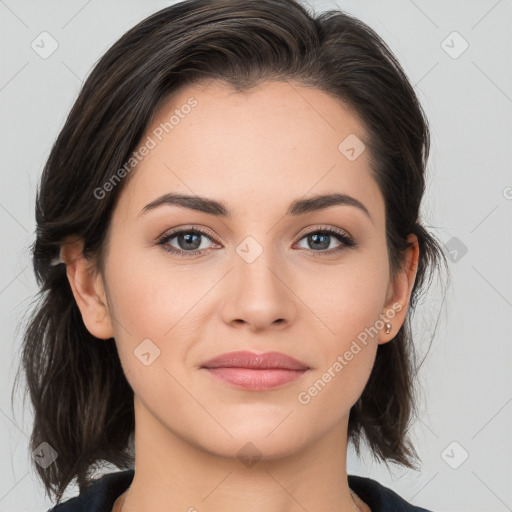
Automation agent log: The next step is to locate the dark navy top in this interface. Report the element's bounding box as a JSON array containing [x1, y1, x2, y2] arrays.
[[46, 469, 433, 511]]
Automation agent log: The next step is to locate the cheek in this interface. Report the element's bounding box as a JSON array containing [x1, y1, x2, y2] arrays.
[[104, 246, 221, 388], [296, 286, 381, 422], [300, 253, 389, 341], [105, 257, 202, 408], [106, 246, 214, 339], [297, 254, 387, 403]]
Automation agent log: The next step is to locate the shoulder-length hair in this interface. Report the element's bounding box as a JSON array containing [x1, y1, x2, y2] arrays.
[[13, 0, 449, 504]]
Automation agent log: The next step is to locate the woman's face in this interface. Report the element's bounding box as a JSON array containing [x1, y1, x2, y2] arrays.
[[70, 79, 416, 460]]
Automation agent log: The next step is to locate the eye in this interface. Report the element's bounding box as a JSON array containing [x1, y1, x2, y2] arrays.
[[295, 226, 356, 256], [155, 225, 356, 258], [156, 227, 218, 257]]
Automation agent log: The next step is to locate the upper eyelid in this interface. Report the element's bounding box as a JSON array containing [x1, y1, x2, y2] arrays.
[[158, 226, 218, 243], [296, 224, 351, 239]]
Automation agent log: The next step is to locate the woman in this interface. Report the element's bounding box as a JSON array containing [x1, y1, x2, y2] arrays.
[[16, 0, 448, 510]]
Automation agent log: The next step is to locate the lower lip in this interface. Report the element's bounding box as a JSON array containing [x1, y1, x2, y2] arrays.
[[201, 367, 309, 390]]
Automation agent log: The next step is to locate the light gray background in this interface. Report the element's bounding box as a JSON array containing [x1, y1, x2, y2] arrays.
[[1, 1, 511, 511]]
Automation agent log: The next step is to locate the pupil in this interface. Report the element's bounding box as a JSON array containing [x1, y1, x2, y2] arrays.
[[310, 233, 329, 250], [180, 233, 201, 250]]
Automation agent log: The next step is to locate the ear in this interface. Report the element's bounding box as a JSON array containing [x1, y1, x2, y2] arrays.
[[60, 236, 115, 340], [378, 234, 419, 344]]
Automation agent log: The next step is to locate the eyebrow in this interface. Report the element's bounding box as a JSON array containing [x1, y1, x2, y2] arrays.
[[139, 192, 372, 223]]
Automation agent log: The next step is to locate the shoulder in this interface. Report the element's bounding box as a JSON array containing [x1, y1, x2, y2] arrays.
[[46, 469, 135, 512], [348, 474, 434, 512]]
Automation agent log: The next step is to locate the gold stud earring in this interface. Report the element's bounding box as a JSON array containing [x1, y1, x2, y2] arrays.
[[385, 322, 392, 335]]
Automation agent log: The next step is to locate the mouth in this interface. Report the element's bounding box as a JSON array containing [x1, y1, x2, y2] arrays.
[[199, 351, 311, 391]]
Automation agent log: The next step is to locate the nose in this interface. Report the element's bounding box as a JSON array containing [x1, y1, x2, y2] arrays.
[[218, 243, 298, 332]]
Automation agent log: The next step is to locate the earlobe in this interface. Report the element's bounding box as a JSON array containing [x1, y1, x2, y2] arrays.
[[378, 234, 420, 344], [60, 237, 115, 340]]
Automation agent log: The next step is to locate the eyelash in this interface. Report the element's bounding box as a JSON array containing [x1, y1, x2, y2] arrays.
[[155, 225, 356, 258]]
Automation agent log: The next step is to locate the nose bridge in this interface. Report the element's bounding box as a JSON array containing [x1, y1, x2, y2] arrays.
[[221, 232, 296, 329], [235, 232, 284, 295]]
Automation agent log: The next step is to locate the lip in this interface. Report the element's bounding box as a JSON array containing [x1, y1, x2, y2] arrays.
[[202, 367, 310, 390], [199, 351, 311, 391], [200, 351, 310, 370]]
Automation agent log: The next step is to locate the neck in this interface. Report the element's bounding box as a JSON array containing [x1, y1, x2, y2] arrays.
[[118, 396, 365, 512]]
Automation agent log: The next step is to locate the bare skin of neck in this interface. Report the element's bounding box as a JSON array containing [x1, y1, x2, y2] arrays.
[[111, 486, 371, 512], [112, 480, 372, 512]]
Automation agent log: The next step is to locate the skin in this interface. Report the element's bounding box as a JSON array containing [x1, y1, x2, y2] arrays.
[[62, 79, 419, 512]]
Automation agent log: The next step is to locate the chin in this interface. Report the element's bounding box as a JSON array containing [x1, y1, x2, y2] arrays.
[[193, 421, 311, 461], [207, 437, 305, 465]]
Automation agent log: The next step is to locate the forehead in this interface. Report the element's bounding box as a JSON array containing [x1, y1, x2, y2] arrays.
[[117, 79, 383, 224]]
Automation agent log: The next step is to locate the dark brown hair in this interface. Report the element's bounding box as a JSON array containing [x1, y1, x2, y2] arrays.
[[12, 0, 449, 504]]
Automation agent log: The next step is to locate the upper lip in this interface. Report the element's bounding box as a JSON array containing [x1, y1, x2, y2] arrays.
[[200, 351, 310, 370]]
